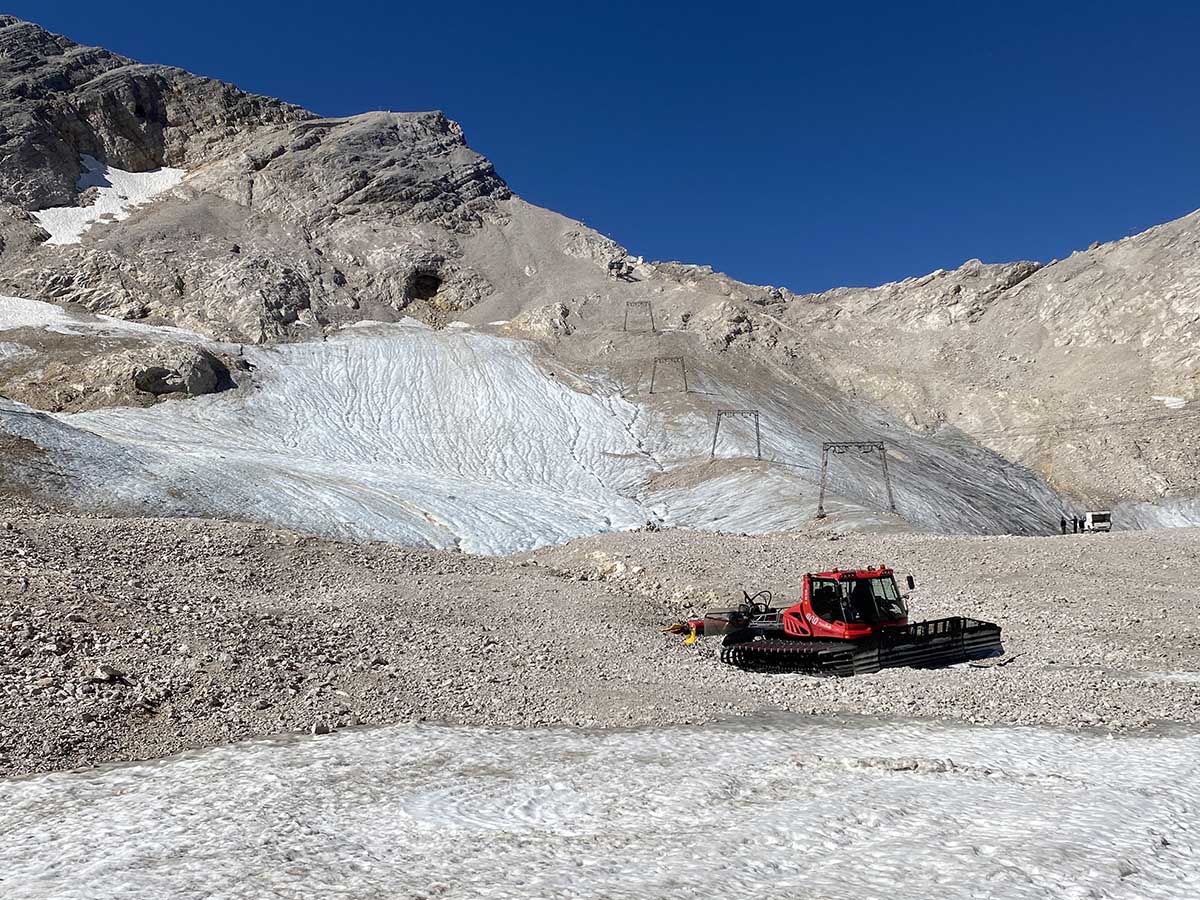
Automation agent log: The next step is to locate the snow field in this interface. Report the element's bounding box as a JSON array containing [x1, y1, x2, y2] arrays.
[[31, 155, 186, 245], [1, 717, 1196, 900]]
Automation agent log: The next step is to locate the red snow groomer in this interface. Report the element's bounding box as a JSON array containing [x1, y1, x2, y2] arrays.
[[665, 565, 1003, 676]]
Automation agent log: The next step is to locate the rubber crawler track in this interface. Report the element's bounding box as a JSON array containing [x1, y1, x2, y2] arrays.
[[719, 617, 1004, 677], [719, 639, 857, 676]]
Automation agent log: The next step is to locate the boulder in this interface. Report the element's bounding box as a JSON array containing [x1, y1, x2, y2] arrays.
[[695, 299, 753, 349], [504, 302, 575, 339], [133, 347, 228, 397]]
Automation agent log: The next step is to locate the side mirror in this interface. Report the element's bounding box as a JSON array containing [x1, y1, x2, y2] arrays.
[[906, 575, 915, 590]]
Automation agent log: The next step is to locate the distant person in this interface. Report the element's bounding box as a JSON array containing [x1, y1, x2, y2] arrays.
[[1060, 517, 1067, 535]]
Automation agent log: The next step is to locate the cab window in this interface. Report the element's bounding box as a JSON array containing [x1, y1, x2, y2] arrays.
[[868, 577, 907, 619], [809, 578, 843, 622]]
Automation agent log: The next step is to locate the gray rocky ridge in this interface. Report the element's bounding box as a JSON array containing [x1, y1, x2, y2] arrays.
[[0, 14, 310, 209]]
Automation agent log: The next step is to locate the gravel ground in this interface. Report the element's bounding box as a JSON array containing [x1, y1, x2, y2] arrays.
[[2, 498, 1199, 777]]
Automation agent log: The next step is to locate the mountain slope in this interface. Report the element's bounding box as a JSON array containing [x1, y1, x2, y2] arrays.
[[0, 15, 1196, 544], [0, 297, 1067, 552], [0, 14, 309, 209], [761, 215, 1200, 508]]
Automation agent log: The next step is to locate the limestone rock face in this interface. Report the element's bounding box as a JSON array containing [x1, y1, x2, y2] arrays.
[[787, 258, 1043, 333], [503, 302, 575, 339], [763, 225, 1200, 505], [0, 15, 311, 210], [191, 111, 512, 235], [696, 299, 753, 349], [561, 228, 634, 280], [0, 19, 518, 341]]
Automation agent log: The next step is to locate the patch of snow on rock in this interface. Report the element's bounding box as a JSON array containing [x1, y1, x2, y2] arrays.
[[0, 295, 205, 343], [31, 155, 186, 245], [0, 295, 84, 334]]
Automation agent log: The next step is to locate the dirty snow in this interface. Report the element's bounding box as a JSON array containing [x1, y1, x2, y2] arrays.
[[1114, 497, 1200, 530], [0, 294, 85, 334], [26, 319, 1069, 551], [62, 321, 656, 554], [639, 376, 1068, 535], [1, 717, 1197, 900], [0, 341, 31, 361], [31, 155, 186, 245]]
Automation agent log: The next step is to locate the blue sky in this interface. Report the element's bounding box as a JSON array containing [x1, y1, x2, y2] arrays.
[[12, 1, 1200, 291]]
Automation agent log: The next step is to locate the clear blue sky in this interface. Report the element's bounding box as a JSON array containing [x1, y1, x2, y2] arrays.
[[13, 1, 1200, 292]]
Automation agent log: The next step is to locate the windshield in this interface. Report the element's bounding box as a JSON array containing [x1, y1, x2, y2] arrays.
[[809, 576, 908, 623]]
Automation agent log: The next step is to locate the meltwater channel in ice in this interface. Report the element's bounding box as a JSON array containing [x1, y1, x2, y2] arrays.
[[2, 717, 1197, 900]]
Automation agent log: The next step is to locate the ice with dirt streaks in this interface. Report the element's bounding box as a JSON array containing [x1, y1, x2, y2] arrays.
[[44, 320, 1066, 551], [0, 293, 1076, 550], [66, 321, 657, 554], [1, 717, 1197, 900]]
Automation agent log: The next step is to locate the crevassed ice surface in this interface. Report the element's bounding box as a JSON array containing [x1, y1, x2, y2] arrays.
[[31, 155, 186, 245], [2, 718, 1197, 900]]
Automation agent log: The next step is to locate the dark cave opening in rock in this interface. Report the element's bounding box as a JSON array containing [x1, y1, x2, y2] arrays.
[[134, 103, 147, 119], [409, 272, 442, 301]]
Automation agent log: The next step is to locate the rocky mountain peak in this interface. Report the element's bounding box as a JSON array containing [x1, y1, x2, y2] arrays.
[[0, 16, 312, 209], [0, 19, 523, 341], [189, 109, 511, 233]]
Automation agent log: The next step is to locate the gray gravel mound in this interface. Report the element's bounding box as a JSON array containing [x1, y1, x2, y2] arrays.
[[2, 499, 1197, 777]]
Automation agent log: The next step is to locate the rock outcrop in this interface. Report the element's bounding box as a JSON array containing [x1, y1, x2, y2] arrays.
[[753, 228, 1200, 504], [0, 15, 310, 209], [131, 346, 231, 397], [0, 19, 511, 341], [0, 332, 240, 413]]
